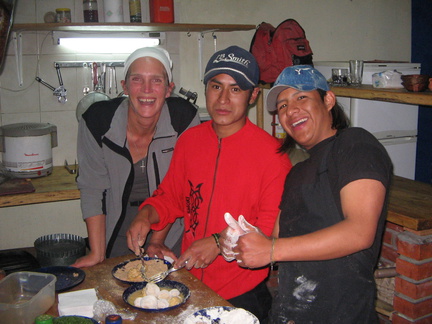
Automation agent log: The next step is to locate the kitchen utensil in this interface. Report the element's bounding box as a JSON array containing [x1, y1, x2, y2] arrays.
[[34, 233, 86, 267], [143, 265, 181, 283], [82, 63, 90, 95], [76, 62, 110, 121]]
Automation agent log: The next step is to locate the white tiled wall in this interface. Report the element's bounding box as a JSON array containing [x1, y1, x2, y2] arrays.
[[0, 0, 177, 167]]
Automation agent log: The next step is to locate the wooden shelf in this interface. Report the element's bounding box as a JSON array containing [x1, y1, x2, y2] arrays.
[[331, 85, 432, 106], [12, 22, 256, 33]]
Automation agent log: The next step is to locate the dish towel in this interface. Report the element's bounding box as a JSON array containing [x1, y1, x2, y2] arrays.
[[58, 288, 98, 317]]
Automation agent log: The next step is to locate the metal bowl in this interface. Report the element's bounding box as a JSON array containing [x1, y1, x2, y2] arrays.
[[34, 234, 86, 267]]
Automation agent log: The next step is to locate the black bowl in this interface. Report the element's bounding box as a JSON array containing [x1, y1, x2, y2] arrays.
[[112, 257, 172, 285], [123, 280, 190, 312]]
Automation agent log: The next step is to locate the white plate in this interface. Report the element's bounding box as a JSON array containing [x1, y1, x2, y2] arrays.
[[184, 306, 259, 324]]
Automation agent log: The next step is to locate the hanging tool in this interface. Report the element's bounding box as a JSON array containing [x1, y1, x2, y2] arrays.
[[35, 63, 67, 103]]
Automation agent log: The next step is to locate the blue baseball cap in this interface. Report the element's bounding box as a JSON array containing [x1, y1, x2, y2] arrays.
[[203, 46, 259, 90], [266, 65, 330, 112]]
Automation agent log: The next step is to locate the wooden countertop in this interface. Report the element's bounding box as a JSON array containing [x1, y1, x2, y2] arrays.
[[387, 176, 432, 231], [45, 254, 232, 323], [0, 166, 79, 208], [1, 166, 431, 231], [330, 85, 432, 106]]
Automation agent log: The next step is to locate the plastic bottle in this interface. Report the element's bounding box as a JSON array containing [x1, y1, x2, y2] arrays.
[[34, 314, 54, 324], [83, 0, 99, 22], [129, 0, 142, 22], [106, 314, 123, 324]]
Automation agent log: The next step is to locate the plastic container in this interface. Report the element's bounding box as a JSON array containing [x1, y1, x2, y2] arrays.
[[0, 271, 56, 324], [83, 0, 99, 22], [55, 8, 72, 23], [149, 0, 174, 23], [34, 233, 86, 267]]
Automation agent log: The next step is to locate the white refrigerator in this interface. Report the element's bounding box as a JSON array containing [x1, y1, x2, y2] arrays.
[[314, 61, 421, 180]]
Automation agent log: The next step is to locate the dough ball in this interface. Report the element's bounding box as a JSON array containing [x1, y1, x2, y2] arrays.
[[145, 282, 160, 296], [157, 298, 170, 309], [139, 295, 158, 309], [169, 288, 180, 297], [134, 297, 143, 307], [169, 296, 182, 306], [158, 289, 171, 299]]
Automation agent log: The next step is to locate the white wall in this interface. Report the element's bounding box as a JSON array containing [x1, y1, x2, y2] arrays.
[[0, 0, 411, 249]]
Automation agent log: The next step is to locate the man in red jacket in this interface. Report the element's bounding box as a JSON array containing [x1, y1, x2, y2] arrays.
[[127, 46, 291, 321]]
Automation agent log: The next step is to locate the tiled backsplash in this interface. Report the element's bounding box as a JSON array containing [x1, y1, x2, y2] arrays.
[[0, 0, 179, 166]]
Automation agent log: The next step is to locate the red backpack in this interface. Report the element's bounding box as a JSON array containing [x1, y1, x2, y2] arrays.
[[250, 19, 313, 84]]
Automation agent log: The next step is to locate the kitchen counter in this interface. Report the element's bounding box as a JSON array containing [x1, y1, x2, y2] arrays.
[[0, 166, 79, 208], [1, 167, 430, 231], [45, 254, 232, 323]]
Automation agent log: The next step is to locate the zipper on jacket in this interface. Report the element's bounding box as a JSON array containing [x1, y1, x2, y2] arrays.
[[200, 137, 222, 281]]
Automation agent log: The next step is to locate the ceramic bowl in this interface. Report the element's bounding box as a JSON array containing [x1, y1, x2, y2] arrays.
[[123, 280, 190, 312]]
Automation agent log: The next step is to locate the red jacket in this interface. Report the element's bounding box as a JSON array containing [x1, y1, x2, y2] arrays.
[[144, 119, 291, 299]]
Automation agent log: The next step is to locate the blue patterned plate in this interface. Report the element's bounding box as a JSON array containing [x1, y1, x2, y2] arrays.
[[112, 257, 172, 284], [123, 280, 190, 312], [184, 306, 259, 323]]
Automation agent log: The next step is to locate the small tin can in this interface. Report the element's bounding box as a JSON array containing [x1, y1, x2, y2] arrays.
[[55, 8, 72, 23]]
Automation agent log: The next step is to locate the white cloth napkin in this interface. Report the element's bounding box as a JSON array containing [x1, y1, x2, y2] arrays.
[[58, 288, 98, 317], [222, 212, 258, 261]]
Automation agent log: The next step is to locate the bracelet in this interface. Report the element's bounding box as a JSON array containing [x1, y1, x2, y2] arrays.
[[270, 237, 277, 271], [212, 233, 221, 249]]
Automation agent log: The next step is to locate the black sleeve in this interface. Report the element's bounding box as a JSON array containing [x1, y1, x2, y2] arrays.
[[166, 97, 198, 136]]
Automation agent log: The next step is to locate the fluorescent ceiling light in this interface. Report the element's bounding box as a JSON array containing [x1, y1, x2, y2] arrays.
[[53, 31, 164, 53]]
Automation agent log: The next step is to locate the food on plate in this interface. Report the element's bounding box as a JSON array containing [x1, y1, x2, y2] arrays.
[[114, 259, 168, 282], [128, 282, 184, 309], [184, 307, 258, 324], [53, 316, 94, 324]]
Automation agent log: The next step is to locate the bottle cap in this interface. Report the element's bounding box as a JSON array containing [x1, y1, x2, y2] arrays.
[[106, 314, 123, 324], [35, 314, 54, 324]]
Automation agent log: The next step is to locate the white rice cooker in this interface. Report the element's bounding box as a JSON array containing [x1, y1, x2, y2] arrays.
[[0, 123, 57, 178]]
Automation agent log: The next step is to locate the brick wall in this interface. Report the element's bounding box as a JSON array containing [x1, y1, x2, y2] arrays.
[[378, 221, 432, 323]]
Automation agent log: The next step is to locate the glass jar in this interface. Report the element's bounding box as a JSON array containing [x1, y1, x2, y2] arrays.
[[129, 0, 142, 22], [55, 8, 72, 23], [83, 0, 99, 22]]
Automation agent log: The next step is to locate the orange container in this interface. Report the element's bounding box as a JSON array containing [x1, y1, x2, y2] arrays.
[[149, 0, 174, 23]]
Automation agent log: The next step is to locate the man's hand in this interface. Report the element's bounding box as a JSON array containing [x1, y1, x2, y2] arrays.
[[234, 231, 272, 269], [127, 205, 158, 255], [146, 242, 178, 262], [176, 236, 219, 270]]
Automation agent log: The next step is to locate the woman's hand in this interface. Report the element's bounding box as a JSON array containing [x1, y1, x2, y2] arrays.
[[71, 251, 105, 268]]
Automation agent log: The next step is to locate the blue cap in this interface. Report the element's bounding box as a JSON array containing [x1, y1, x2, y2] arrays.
[[266, 65, 330, 112], [203, 46, 259, 90]]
